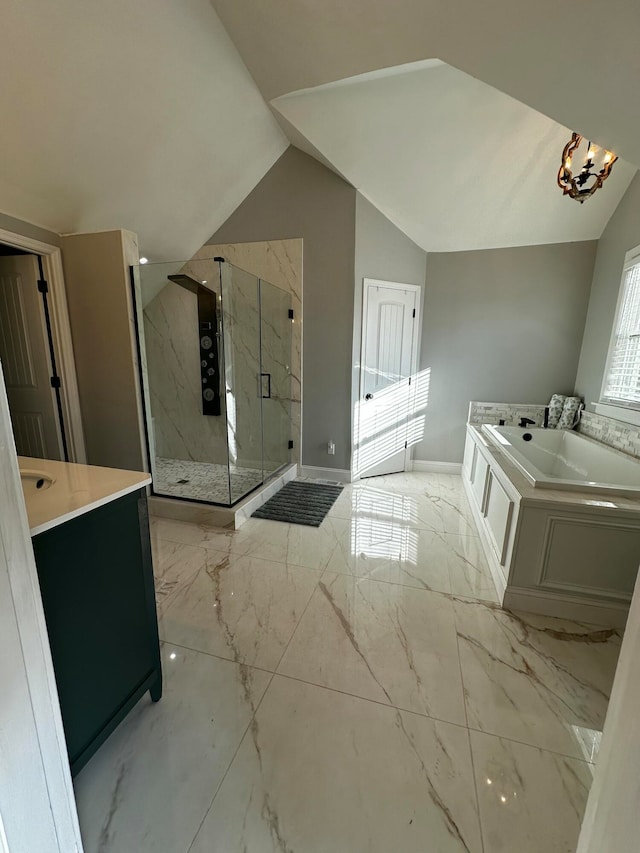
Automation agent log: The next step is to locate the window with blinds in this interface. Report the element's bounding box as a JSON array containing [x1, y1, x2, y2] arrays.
[[602, 245, 640, 408]]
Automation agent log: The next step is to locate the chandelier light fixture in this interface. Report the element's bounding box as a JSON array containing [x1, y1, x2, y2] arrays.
[[557, 133, 617, 203]]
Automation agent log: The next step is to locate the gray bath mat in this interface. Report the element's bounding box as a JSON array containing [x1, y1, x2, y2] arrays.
[[252, 481, 343, 527]]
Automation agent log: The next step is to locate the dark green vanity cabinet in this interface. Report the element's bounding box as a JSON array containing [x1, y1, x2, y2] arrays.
[[31, 489, 162, 776]]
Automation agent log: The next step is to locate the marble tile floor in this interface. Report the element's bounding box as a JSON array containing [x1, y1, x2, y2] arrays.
[[74, 472, 622, 853], [154, 456, 263, 505]]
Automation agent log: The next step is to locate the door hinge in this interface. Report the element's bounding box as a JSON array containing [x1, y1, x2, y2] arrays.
[[404, 441, 408, 449], [288, 440, 294, 449], [38, 279, 49, 294], [50, 376, 61, 389], [288, 309, 294, 320], [408, 376, 412, 385], [412, 308, 416, 318]]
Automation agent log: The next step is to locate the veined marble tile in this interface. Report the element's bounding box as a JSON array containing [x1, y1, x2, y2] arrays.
[[352, 471, 442, 496], [151, 538, 207, 615], [153, 516, 346, 572], [436, 473, 466, 499], [79, 465, 614, 851], [161, 550, 320, 670], [330, 483, 475, 535], [143, 236, 303, 482], [277, 572, 466, 724], [354, 474, 475, 535], [202, 239, 303, 466], [325, 483, 360, 519], [324, 520, 450, 594], [351, 471, 466, 501], [189, 676, 483, 853], [454, 599, 621, 759], [446, 534, 499, 602], [74, 645, 271, 853], [426, 490, 477, 536], [143, 280, 229, 466], [470, 730, 592, 852], [329, 484, 433, 526], [324, 520, 497, 601]]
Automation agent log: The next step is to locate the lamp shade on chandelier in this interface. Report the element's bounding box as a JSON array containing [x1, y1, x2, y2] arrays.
[[557, 133, 618, 203]]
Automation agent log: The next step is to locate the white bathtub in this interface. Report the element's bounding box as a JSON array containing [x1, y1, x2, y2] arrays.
[[482, 424, 640, 498]]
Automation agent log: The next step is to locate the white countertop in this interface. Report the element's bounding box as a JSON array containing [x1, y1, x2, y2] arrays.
[[19, 457, 152, 536]]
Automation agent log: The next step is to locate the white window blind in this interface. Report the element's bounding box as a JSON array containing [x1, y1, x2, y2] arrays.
[[602, 247, 640, 408]]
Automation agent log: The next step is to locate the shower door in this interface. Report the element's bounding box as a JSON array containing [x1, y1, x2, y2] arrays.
[[138, 257, 292, 508], [220, 268, 292, 500], [220, 264, 265, 503], [259, 279, 292, 480]]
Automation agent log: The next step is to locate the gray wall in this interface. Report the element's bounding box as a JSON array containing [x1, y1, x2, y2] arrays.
[[209, 146, 356, 470], [0, 212, 59, 246], [353, 194, 427, 457], [575, 174, 640, 409], [416, 241, 597, 463]]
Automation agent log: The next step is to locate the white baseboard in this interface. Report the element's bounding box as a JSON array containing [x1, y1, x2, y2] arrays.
[[411, 460, 463, 474], [299, 465, 352, 483], [503, 586, 629, 630]]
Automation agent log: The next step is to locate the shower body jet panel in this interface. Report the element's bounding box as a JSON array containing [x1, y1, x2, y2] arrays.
[[167, 274, 221, 416]]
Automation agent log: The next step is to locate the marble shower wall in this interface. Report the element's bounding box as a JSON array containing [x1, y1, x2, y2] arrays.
[[196, 239, 303, 467], [143, 240, 302, 483], [143, 259, 228, 466]]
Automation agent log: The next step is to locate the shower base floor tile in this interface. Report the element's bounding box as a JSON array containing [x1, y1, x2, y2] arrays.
[[75, 472, 622, 853], [154, 457, 263, 504]]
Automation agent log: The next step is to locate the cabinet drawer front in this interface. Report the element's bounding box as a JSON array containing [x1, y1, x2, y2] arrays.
[[484, 472, 514, 565]]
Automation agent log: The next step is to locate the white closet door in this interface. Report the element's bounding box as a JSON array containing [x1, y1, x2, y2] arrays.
[[356, 280, 419, 478], [0, 255, 62, 459]]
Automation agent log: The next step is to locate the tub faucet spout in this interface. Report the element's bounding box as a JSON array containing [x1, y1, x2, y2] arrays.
[[519, 417, 536, 428]]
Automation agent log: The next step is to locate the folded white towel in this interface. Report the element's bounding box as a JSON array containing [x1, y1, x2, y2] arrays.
[[546, 394, 566, 429], [558, 396, 583, 430]]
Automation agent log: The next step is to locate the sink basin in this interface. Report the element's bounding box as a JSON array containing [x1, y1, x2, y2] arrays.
[[20, 469, 55, 494]]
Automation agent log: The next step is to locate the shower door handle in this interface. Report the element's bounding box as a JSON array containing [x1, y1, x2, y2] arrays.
[[261, 372, 272, 399]]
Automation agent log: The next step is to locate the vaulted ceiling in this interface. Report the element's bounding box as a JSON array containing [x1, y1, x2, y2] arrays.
[[272, 61, 636, 252], [210, 0, 640, 252], [211, 0, 640, 169], [0, 0, 638, 262], [0, 0, 287, 261]]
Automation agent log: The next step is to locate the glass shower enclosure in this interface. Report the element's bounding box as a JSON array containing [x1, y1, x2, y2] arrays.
[[135, 257, 292, 506]]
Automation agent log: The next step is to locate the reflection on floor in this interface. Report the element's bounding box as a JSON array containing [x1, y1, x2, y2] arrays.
[[154, 456, 263, 504], [73, 472, 621, 852]]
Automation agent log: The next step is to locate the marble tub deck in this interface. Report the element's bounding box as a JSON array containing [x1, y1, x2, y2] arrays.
[[73, 472, 622, 853]]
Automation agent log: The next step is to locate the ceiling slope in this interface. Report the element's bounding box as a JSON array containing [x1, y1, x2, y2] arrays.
[[211, 0, 640, 168], [272, 63, 636, 253], [0, 0, 287, 260]]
